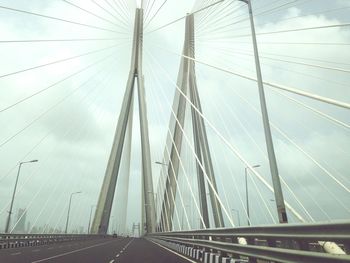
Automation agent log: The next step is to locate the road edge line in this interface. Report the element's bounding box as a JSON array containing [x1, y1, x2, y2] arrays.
[[148, 239, 197, 263]]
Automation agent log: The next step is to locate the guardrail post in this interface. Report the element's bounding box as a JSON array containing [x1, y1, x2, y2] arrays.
[[280, 239, 294, 250], [297, 240, 310, 251], [266, 238, 276, 247], [245, 238, 257, 263], [344, 242, 350, 254]]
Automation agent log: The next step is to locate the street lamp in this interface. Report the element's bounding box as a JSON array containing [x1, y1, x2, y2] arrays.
[[65, 191, 82, 234], [239, 0, 288, 224], [153, 192, 158, 211], [87, 205, 96, 234], [181, 204, 191, 230], [110, 216, 115, 234], [231, 209, 241, 226], [155, 161, 168, 166], [5, 159, 38, 233], [245, 164, 260, 226]]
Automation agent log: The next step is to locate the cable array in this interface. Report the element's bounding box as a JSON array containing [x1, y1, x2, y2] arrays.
[[1, 0, 349, 234]]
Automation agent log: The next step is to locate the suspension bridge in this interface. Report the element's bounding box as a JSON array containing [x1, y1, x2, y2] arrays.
[[0, 0, 349, 262]]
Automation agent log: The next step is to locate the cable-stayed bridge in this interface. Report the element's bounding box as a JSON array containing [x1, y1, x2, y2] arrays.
[[0, 0, 349, 262]]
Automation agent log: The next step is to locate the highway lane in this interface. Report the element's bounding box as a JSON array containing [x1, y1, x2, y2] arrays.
[[0, 237, 126, 263], [114, 238, 194, 263], [0, 237, 193, 263]]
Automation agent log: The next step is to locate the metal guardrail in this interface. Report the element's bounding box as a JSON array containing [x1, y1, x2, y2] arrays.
[[148, 221, 350, 263], [0, 233, 109, 249]]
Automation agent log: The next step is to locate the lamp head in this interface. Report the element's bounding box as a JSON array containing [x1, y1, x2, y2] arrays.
[[155, 161, 167, 166]]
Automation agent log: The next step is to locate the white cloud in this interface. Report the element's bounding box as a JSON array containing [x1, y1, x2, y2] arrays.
[[0, 0, 349, 233]]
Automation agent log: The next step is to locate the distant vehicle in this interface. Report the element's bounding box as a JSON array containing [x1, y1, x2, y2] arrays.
[[112, 233, 118, 238]]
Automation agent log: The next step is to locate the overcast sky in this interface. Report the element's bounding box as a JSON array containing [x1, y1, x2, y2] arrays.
[[0, 0, 349, 235]]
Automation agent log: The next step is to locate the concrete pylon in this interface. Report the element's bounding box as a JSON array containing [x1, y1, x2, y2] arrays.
[[186, 14, 210, 229], [159, 14, 224, 231], [91, 8, 156, 235], [158, 41, 188, 231], [187, 14, 224, 228]]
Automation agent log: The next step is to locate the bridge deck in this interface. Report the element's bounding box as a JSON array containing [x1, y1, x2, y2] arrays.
[[0, 237, 192, 263]]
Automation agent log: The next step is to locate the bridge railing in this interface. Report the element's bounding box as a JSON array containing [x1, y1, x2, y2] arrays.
[[148, 221, 350, 263], [0, 233, 109, 249]]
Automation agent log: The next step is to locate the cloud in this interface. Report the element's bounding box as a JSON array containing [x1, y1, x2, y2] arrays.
[[0, 0, 349, 233]]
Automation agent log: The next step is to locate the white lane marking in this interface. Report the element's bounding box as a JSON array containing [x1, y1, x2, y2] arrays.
[[115, 238, 134, 258], [148, 239, 196, 263], [11, 252, 22, 256], [31, 240, 117, 263], [47, 247, 54, 250], [32, 249, 40, 252], [123, 238, 134, 250], [109, 260, 115, 263]]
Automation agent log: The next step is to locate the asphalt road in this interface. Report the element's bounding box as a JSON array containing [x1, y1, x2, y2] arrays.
[[0, 237, 193, 263]]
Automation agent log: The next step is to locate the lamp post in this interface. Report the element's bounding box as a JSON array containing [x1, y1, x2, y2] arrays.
[[155, 161, 167, 217], [180, 204, 191, 230], [231, 209, 241, 226], [110, 216, 115, 234], [245, 164, 260, 226], [5, 159, 38, 233], [154, 193, 158, 213], [239, 0, 288, 224], [65, 191, 81, 234], [87, 205, 96, 234]]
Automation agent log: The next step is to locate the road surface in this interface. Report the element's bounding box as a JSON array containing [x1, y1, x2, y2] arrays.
[[0, 237, 193, 263]]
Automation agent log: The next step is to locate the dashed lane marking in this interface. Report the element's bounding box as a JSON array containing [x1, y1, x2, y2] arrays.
[[123, 238, 134, 250], [115, 238, 134, 259], [10, 252, 21, 256], [109, 260, 115, 263], [32, 249, 40, 252]]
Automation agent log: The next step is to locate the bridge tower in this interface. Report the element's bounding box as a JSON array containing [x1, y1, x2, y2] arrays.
[[91, 8, 156, 234], [132, 223, 141, 237], [159, 14, 224, 231]]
